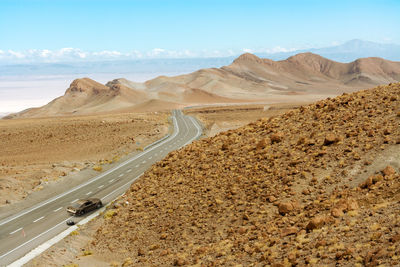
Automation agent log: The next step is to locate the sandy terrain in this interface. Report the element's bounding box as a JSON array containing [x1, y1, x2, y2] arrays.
[[0, 112, 168, 207], [24, 83, 400, 266], [185, 102, 312, 137]]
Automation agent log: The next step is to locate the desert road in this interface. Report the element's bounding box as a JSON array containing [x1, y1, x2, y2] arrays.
[[0, 110, 202, 266]]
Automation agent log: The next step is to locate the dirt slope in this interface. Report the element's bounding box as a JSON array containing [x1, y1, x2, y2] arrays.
[[87, 83, 400, 266]]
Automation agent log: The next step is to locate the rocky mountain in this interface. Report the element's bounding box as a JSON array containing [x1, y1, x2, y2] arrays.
[[88, 82, 400, 265], [4, 78, 149, 118], [5, 53, 400, 118]]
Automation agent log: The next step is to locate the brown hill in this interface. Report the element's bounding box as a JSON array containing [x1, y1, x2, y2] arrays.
[[89, 83, 400, 266], [129, 52, 400, 101], [5, 78, 149, 118], [6, 53, 400, 118], [226, 52, 400, 93]]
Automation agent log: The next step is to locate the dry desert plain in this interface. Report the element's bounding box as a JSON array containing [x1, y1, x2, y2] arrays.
[[0, 112, 169, 210]]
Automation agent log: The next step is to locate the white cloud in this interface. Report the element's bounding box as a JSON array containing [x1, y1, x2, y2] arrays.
[[0, 46, 297, 63], [147, 48, 166, 57], [93, 50, 122, 57], [264, 46, 296, 54], [40, 49, 51, 58], [8, 50, 26, 58]]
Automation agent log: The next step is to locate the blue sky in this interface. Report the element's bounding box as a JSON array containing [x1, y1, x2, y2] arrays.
[[0, 0, 399, 58]]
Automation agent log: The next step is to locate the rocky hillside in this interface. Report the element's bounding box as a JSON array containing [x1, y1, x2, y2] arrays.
[[89, 83, 400, 266]]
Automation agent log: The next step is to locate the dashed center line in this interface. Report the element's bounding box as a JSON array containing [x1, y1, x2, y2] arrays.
[[126, 169, 132, 173], [149, 156, 152, 159], [33, 216, 44, 223], [71, 199, 79, 203], [98, 185, 104, 189], [119, 173, 124, 177], [142, 160, 146, 164], [86, 191, 92, 195], [9, 227, 22, 235], [53, 207, 62, 212], [109, 179, 115, 183], [135, 164, 139, 168]]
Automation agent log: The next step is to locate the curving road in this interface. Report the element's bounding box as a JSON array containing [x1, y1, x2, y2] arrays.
[[0, 110, 202, 266]]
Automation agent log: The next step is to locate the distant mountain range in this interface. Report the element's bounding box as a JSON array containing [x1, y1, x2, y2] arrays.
[[5, 52, 400, 119], [257, 39, 400, 62], [0, 40, 399, 79]]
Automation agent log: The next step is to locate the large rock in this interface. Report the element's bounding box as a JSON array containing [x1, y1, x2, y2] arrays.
[[382, 165, 396, 177], [324, 133, 339, 145], [278, 201, 299, 215], [306, 216, 327, 231]]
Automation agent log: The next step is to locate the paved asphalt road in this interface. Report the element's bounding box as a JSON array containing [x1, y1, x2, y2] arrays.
[[0, 110, 202, 266]]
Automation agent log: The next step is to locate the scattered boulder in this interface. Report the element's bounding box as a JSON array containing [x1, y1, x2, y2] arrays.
[[256, 138, 268, 150], [173, 256, 187, 266], [324, 133, 339, 145], [277, 201, 299, 215], [281, 227, 298, 237], [364, 248, 387, 267], [389, 234, 400, 243], [270, 132, 284, 143], [382, 165, 396, 177], [359, 176, 374, 189], [306, 216, 328, 231]]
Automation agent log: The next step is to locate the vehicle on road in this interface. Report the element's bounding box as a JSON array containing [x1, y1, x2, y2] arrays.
[[66, 198, 102, 216], [66, 219, 75, 226]]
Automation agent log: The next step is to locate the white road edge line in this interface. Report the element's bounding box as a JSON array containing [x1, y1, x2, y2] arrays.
[[7, 207, 105, 267], [3, 216, 73, 264], [33, 216, 44, 223], [53, 207, 62, 212], [0, 112, 180, 227], [9, 228, 22, 235]]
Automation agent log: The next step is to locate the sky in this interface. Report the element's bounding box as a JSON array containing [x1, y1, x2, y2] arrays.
[[0, 0, 399, 62]]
